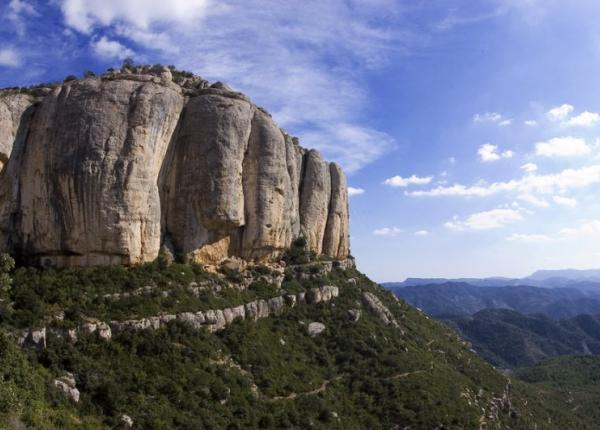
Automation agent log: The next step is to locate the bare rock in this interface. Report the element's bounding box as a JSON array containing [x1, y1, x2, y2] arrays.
[[120, 414, 134, 428], [348, 309, 361, 322], [0, 73, 350, 266], [54, 374, 80, 402], [307, 322, 326, 337], [361, 292, 399, 327]]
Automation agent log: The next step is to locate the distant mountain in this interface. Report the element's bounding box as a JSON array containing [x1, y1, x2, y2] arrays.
[[384, 268, 600, 291], [389, 282, 600, 319], [443, 310, 600, 368], [528, 269, 600, 282]]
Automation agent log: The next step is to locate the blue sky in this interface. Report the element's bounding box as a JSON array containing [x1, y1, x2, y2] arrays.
[[2, 0, 600, 281]]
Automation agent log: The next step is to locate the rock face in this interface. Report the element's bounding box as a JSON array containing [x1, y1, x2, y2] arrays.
[[0, 69, 350, 266]]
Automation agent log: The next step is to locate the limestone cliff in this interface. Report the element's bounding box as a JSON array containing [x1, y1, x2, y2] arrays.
[[0, 66, 350, 266]]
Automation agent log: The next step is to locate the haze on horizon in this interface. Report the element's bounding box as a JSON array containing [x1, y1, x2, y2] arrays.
[[1, 0, 600, 281]]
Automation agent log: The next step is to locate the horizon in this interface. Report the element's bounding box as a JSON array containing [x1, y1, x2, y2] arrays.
[[2, 1, 600, 281]]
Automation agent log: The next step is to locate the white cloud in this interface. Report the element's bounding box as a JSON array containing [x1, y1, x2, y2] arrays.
[[517, 194, 549, 208], [547, 104, 574, 121], [498, 119, 512, 126], [373, 227, 403, 237], [521, 163, 538, 173], [414, 230, 430, 236], [348, 187, 365, 196], [407, 165, 600, 197], [535, 136, 591, 157], [59, 1, 401, 172], [552, 195, 577, 207], [59, 0, 212, 33], [524, 120, 538, 126], [473, 112, 503, 123], [559, 220, 600, 238], [445, 208, 523, 231], [91, 36, 135, 60], [0, 47, 21, 67], [6, 0, 38, 35], [506, 233, 552, 242], [564, 111, 600, 127], [508, 220, 600, 242], [448, 156, 456, 164], [301, 124, 394, 173], [477, 143, 514, 162], [383, 174, 433, 187]]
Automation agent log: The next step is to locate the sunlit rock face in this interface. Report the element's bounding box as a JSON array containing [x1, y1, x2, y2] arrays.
[[0, 68, 350, 266]]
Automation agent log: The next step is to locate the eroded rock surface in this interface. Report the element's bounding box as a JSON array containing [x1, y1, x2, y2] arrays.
[[0, 69, 350, 266]]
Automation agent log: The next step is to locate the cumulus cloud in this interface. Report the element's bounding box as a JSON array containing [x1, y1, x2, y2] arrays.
[[477, 143, 514, 162], [383, 174, 433, 187], [59, 0, 212, 33], [414, 230, 430, 236], [407, 165, 600, 197], [91, 36, 135, 60], [564, 111, 600, 127], [524, 120, 537, 126], [0, 47, 21, 67], [348, 187, 365, 196], [444, 208, 523, 231], [552, 195, 577, 207], [547, 104, 574, 121], [373, 227, 403, 237], [535, 136, 591, 157]]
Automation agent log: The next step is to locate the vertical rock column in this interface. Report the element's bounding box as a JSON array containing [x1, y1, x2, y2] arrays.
[[15, 77, 184, 265], [162, 92, 254, 263], [299, 150, 331, 255], [322, 163, 349, 258]]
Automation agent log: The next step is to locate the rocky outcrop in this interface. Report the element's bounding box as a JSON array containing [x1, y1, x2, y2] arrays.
[[54, 373, 80, 402], [307, 322, 326, 337], [361, 292, 399, 328], [21, 285, 341, 346], [0, 68, 350, 267]]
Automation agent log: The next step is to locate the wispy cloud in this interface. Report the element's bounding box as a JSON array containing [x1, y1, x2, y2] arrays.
[[373, 226, 403, 237], [408, 165, 600, 197], [445, 208, 523, 231], [552, 195, 577, 207], [473, 111, 504, 124], [414, 230, 430, 236], [383, 174, 433, 187], [57, 0, 406, 172], [5, 0, 38, 36], [0, 47, 21, 67], [508, 220, 600, 242], [348, 187, 365, 196]]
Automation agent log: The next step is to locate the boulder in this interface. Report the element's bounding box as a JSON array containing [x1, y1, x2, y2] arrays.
[[307, 322, 326, 337]]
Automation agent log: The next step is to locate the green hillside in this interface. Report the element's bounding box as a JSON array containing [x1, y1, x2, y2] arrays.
[[0, 252, 597, 429]]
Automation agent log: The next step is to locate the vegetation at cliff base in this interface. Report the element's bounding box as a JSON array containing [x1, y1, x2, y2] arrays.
[[0, 255, 599, 429]]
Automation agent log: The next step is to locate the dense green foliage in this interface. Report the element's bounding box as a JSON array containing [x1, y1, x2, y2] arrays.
[[443, 309, 600, 368], [391, 282, 600, 319], [1, 257, 599, 429]]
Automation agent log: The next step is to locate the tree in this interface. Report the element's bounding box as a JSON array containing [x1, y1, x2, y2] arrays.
[[0, 254, 14, 291]]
